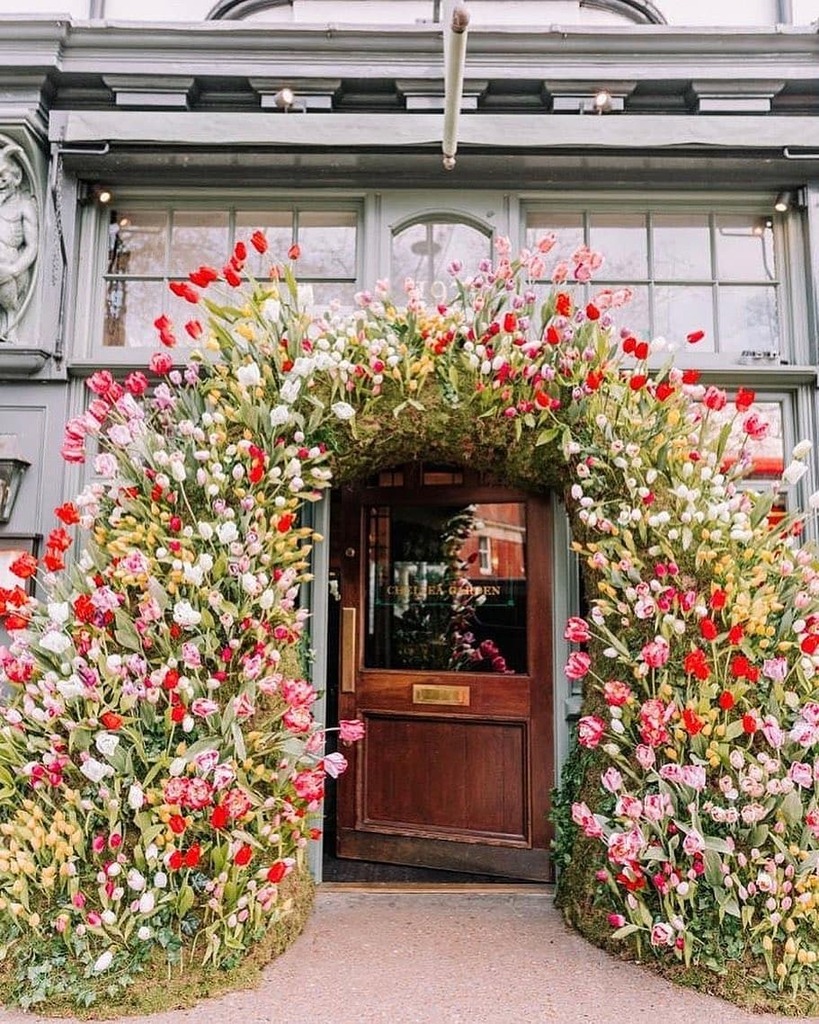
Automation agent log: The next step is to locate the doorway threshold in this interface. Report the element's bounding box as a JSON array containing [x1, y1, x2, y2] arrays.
[[319, 881, 554, 895], [321, 852, 545, 886]]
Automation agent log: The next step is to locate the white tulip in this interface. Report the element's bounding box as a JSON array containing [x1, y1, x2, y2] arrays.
[[236, 362, 262, 388], [138, 891, 155, 914], [94, 732, 120, 758], [92, 951, 113, 973]]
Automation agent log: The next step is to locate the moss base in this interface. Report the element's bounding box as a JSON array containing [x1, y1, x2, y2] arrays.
[[0, 870, 315, 1019]]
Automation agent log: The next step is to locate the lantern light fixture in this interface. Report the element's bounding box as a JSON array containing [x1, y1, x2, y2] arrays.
[[0, 435, 30, 525]]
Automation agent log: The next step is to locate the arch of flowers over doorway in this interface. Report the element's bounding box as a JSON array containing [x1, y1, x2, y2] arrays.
[[0, 231, 817, 1011]]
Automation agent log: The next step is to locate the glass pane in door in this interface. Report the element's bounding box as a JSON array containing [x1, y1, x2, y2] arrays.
[[364, 503, 527, 674]]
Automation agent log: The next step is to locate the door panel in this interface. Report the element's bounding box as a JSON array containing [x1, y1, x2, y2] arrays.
[[363, 715, 527, 841], [335, 473, 554, 880]]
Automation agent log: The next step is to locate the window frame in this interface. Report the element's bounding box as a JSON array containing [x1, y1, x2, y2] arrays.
[[72, 192, 364, 367], [519, 193, 810, 375]]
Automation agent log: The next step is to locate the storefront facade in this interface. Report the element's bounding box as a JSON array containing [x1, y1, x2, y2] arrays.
[[1, 0, 819, 880]]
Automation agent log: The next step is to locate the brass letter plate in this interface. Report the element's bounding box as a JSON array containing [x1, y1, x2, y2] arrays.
[[412, 684, 470, 706], [340, 607, 357, 694]]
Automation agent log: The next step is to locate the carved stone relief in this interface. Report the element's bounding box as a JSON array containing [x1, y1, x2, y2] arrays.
[[0, 138, 39, 340]]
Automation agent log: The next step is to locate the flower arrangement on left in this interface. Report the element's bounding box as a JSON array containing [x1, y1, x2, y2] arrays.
[[0, 232, 362, 1010]]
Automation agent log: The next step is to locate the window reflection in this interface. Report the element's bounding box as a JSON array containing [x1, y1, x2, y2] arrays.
[[589, 213, 647, 278], [103, 205, 359, 347], [298, 210, 357, 278], [524, 208, 781, 357], [391, 220, 492, 293], [652, 214, 711, 280], [700, 400, 785, 481], [715, 216, 775, 282], [168, 211, 229, 276], [720, 286, 779, 356], [365, 503, 527, 674]]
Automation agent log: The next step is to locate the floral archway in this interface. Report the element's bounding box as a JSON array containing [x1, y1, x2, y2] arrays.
[[0, 231, 818, 1012]]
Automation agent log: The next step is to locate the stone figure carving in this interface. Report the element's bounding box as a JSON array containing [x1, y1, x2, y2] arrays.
[[0, 143, 38, 338]]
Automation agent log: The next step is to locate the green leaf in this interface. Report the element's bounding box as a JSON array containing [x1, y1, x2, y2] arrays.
[[703, 848, 724, 889], [780, 789, 803, 827], [798, 850, 819, 876], [611, 923, 640, 940], [724, 719, 746, 742], [535, 427, 559, 448], [748, 823, 769, 848], [703, 835, 734, 854], [177, 884, 195, 918], [68, 727, 92, 754], [232, 721, 247, 761]]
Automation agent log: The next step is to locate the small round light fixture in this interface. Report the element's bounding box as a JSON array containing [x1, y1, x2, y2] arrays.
[[90, 185, 113, 205], [593, 89, 612, 113], [273, 88, 295, 111]]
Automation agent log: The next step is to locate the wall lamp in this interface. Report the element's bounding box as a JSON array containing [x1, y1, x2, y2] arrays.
[[774, 190, 794, 213], [272, 88, 296, 111], [772, 189, 809, 213], [593, 89, 613, 113], [82, 184, 114, 206], [0, 436, 30, 525]]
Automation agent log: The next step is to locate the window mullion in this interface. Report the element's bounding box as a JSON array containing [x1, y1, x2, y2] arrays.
[[647, 211, 655, 339]]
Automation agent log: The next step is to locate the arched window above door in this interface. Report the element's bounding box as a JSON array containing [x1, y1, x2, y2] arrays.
[[390, 215, 493, 292], [207, 0, 667, 25], [207, 0, 292, 20], [578, 0, 666, 24]]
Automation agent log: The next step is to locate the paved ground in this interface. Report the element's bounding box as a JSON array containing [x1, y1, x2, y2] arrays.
[[3, 887, 819, 1024]]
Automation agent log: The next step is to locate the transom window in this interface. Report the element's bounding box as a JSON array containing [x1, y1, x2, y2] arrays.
[[102, 206, 359, 348], [391, 217, 492, 292], [525, 210, 781, 360]]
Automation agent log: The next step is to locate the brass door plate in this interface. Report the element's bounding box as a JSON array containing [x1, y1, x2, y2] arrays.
[[412, 684, 471, 706]]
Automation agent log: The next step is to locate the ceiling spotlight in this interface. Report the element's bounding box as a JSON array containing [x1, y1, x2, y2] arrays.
[[593, 89, 612, 112], [89, 184, 113, 205], [272, 88, 295, 111], [774, 190, 793, 213]]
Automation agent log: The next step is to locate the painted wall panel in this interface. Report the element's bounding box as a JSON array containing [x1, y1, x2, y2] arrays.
[[0, 385, 70, 539]]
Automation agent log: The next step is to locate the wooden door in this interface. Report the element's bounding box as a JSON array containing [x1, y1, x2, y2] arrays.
[[335, 466, 554, 880]]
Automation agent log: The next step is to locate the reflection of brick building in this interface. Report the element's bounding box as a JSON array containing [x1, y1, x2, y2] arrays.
[[461, 504, 526, 581]]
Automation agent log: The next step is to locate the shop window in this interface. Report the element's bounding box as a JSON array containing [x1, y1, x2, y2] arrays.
[[525, 209, 783, 361], [101, 205, 359, 349]]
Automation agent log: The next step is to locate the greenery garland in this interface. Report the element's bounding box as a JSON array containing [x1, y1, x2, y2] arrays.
[[0, 230, 818, 1011]]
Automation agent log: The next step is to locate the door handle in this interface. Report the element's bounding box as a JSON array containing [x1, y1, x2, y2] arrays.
[[341, 606, 357, 693]]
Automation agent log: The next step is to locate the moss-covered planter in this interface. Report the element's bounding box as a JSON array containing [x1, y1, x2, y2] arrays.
[[0, 870, 315, 1019]]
